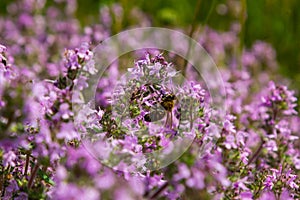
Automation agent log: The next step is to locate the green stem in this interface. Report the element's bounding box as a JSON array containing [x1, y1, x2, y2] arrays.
[[203, 0, 216, 25], [238, 0, 247, 69], [183, 0, 202, 75]]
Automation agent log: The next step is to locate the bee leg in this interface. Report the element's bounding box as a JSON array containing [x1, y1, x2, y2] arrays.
[[170, 112, 173, 129], [165, 112, 172, 128], [164, 112, 169, 128]]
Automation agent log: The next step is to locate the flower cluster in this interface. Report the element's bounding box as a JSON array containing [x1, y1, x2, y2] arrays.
[[0, 0, 300, 200]]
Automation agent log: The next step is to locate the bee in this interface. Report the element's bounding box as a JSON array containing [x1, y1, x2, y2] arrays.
[[130, 83, 176, 128], [160, 93, 176, 127]]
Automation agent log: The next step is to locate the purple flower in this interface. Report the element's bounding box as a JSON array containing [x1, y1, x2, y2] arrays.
[[262, 81, 297, 116], [128, 175, 145, 196], [14, 192, 28, 200], [0, 44, 7, 53], [223, 119, 236, 133], [2, 150, 17, 167], [240, 191, 253, 200], [264, 174, 276, 190], [186, 168, 205, 189], [259, 191, 276, 200], [3, 180, 19, 199], [264, 140, 278, 152], [57, 122, 78, 140], [173, 163, 191, 181], [114, 188, 135, 200], [53, 183, 100, 200], [233, 177, 249, 191], [94, 170, 116, 190], [224, 134, 237, 149]]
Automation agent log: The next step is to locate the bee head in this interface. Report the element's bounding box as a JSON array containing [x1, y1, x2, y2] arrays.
[[162, 94, 176, 101]]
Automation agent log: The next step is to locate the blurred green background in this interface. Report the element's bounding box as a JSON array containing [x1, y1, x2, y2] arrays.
[[0, 0, 299, 89]]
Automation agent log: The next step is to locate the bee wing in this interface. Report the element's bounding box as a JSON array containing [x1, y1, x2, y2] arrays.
[[144, 104, 165, 122]]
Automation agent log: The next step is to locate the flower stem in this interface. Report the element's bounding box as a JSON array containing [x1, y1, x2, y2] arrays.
[[149, 182, 169, 199], [0, 173, 4, 197], [24, 153, 30, 176], [247, 139, 265, 166], [183, 0, 202, 75], [28, 163, 40, 189]]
